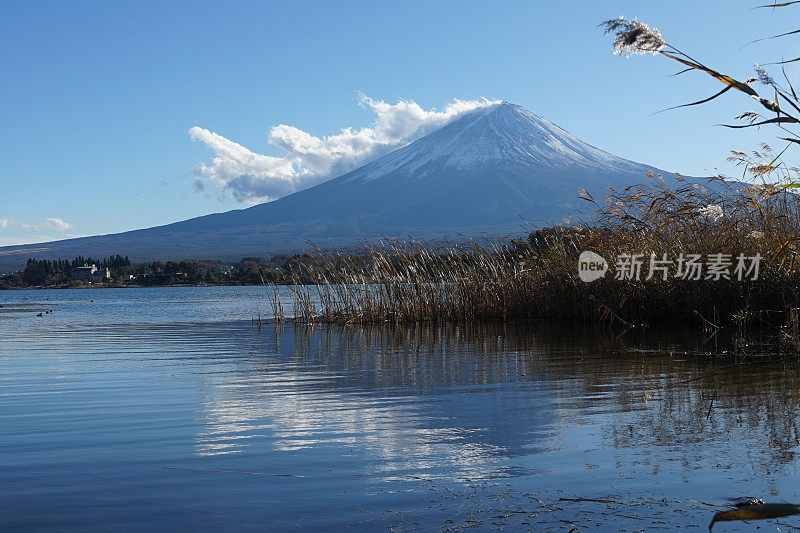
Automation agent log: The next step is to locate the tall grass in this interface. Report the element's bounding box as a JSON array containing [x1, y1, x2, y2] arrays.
[[269, 173, 800, 331], [278, 238, 529, 323]]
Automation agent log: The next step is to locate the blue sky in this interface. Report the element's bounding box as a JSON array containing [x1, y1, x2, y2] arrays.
[[1, 0, 797, 245]]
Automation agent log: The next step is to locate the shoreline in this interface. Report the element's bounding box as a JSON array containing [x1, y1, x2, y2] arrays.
[[0, 282, 268, 291]]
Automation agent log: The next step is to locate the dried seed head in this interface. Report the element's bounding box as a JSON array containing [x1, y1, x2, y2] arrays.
[[698, 204, 724, 222], [745, 183, 777, 199], [754, 63, 775, 87], [602, 17, 666, 57]]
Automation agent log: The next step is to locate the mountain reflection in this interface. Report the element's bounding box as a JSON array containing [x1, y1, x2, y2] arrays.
[[192, 323, 563, 480], [190, 322, 800, 483]]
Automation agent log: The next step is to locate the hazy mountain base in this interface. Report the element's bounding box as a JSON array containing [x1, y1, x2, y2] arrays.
[[0, 102, 674, 271], [0, 167, 628, 271]]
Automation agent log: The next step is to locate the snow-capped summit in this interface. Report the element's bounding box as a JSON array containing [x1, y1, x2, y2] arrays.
[[0, 103, 676, 268], [349, 102, 640, 182]]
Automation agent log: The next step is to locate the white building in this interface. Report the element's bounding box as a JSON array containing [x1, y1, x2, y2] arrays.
[[73, 265, 111, 283]]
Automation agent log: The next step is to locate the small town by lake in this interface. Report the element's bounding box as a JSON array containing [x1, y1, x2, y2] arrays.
[[3, 286, 800, 531]]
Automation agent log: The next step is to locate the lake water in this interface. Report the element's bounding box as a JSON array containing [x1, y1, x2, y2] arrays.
[[2, 286, 800, 531]]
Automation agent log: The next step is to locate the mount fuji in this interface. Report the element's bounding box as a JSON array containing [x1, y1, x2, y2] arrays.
[[0, 103, 684, 268]]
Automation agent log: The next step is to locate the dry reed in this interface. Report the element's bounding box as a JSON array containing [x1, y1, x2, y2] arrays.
[[268, 173, 800, 332]]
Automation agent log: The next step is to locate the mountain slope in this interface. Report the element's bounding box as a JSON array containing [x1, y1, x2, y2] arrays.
[[0, 103, 677, 270]]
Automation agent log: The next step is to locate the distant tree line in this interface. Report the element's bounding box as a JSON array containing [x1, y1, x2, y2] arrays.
[[0, 254, 320, 289], [6, 255, 132, 287]]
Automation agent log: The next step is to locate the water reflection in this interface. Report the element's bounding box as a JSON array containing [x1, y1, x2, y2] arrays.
[[5, 303, 800, 530], [191, 323, 800, 488], [193, 324, 563, 481]]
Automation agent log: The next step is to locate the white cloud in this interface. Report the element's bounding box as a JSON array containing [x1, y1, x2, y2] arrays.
[[0, 217, 10, 229], [46, 217, 74, 231], [19, 217, 74, 232], [190, 95, 499, 203]]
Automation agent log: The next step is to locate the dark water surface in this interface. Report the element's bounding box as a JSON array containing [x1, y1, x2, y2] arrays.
[[2, 287, 800, 531]]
